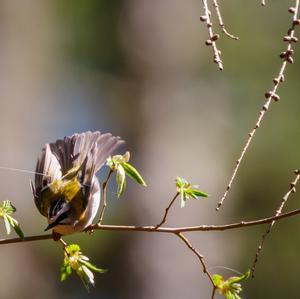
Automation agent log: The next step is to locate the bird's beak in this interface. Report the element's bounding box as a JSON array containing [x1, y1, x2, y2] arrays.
[[44, 221, 58, 231]]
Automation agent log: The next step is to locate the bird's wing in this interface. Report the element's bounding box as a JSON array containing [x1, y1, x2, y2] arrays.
[[49, 135, 77, 175], [72, 131, 124, 206], [76, 131, 124, 180], [33, 131, 124, 216], [32, 144, 62, 215], [49, 131, 124, 178]]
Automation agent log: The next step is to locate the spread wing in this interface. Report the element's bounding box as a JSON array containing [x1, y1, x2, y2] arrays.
[[32, 144, 62, 215], [73, 131, 124, 183], [49, 131, 124, 184], [32, 131, 124, 216], [70, 131, 124, 207]]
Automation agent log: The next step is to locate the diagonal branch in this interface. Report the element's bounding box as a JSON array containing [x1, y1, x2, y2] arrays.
[[98, 169, 113, 225], [212, 0, 238, 40], [200, 0, 223, 70], [211, 286, 217, 299], [251, 170, 300, 276], [217, 1, 300, 210], [155, 192, 179, 228], [175, 232, 216, 294]]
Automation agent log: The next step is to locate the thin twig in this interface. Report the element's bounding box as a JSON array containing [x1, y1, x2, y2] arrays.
[[59, 238, 67, 248], [217, 2, 300, 210], [200, 0, 223, 70], [155, 192, 179, 229], [211, 286, 217, 299], [176, 232, 215, 287], [212, 0, 239, 40], [2, 207, 300, 245], [98, 169, 113, 225], [251, 170, 300, 276], [59, 238, 69, 256]]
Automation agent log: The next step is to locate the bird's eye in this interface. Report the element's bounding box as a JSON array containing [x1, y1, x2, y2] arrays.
[[42, 178, 49, 187]]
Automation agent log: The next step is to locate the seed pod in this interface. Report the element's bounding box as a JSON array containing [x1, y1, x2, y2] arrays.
[[293, 19, 300, 26], [211, 34, 219, 41], [205, 39, 212, 46], [288, 7, 296, 13]]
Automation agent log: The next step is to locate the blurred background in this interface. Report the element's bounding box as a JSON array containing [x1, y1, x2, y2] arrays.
[[0, 1, 299, 298]]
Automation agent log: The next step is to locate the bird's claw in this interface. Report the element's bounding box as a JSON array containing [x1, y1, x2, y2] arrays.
[[84, 225, 94, 234]]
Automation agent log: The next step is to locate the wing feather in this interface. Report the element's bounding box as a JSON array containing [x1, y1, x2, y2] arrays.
[[33, 144, 62, 214], [33, 131, 124, 217]]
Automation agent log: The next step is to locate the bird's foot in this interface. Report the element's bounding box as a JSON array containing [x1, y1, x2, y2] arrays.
[[52, 231, 61, 241], [84, 225, 94, 235]]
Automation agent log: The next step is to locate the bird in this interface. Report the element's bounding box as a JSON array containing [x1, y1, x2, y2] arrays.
[[31, 131, 124, 237]]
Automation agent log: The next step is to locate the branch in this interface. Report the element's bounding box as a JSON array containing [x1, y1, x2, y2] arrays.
[[98, 169, 113, 225], [176, 232, 215, 290], [2, 207, 300, 245], [94, 208, 300, 233], [212, 0, 238, 40], [217, 1, 300, 210], [155, 192, 179, 228], [0, 234, 53, 244], [200, 0, 223, 70], [250, 170, 300, 276], [211, 286, 216, 299]]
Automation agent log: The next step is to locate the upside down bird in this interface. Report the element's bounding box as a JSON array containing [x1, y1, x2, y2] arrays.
[[31, 131, 124, 237]]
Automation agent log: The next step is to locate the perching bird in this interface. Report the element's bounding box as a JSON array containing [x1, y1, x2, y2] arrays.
[[31, 131, 124, 236]]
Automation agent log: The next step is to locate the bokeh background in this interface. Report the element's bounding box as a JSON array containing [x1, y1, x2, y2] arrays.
[[0, 1, 299, 298]]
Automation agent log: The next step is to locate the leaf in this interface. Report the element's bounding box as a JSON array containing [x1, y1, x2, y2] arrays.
[[227, 270, 250, 284], [184, 190, 198, 199], [106, 156, 114, 169], [176, 177, 208, 207], [107, 152, 147, 197], [213, 270, 250, 299], [6, 214, 25, 239], [80, 259, 108, 273], [60, 263, 72, 281], [3, 200, 16, 214], [61, 243, 108, 290], [77, 267, 91, 291], [3, 215, 11, 235], [116, 164, 126, 197], [123, 151, 130, 162], [123, 162, 147, 186], [226, 291, 236, 299], [189, 189, 208, 198], [81, 265, 95, 286], [13, 222, 25, 239], [180, 189, 186, 208], [0, 200, 16, 217], [0, 201, 24, 238], [65, 244, 81, 256], [176, 177, 189, 189], [212, 274, 224, 288]]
